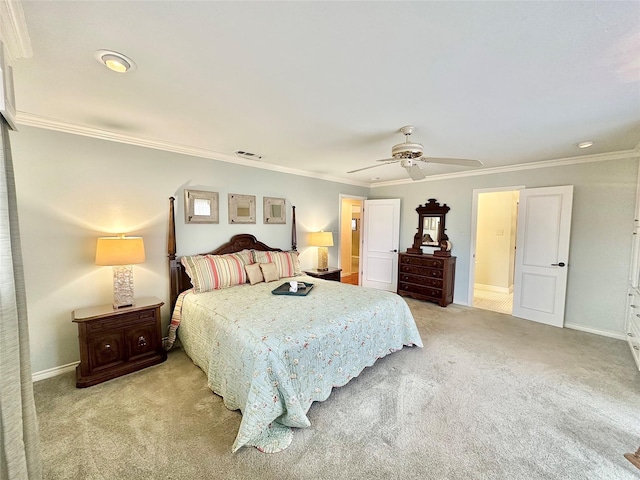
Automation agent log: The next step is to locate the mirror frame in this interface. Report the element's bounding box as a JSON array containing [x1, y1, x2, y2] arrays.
[[407, 198, 450, 255]]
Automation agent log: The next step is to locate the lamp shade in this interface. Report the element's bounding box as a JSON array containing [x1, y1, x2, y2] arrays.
[[309, 231, 334, 247], [95, 236, 145, 266]]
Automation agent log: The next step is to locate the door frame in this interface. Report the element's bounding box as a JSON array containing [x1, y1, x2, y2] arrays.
[[339, 194, 367, 280], [467, 185, 525, 306]]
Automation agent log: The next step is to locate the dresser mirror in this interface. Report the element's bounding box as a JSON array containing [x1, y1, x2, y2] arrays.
[[407, 198, 450, 255]]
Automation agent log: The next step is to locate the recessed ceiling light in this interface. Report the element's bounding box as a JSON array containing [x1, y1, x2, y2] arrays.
[[94, 50, 137, 73], [576, 141, 594, 149]]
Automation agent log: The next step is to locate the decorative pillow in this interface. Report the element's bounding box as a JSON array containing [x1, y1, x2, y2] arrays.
[[245, 263, 264, 285], [181, 252, 251, 293], [260, 262, 279, 283], [252, 250, 302, 278]]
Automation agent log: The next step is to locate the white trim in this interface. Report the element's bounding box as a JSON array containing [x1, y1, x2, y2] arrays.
[[372, 149, 640, 188], [564, 323, 626, 341], [0, 0, 32, 61], [32, 361, 79, 383], [15, 112, 371, 188], [14, 112, 640, 190]]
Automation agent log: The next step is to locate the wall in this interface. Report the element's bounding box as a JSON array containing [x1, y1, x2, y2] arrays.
[[373, 156, 639, 337], [10, 126, 368, 374]]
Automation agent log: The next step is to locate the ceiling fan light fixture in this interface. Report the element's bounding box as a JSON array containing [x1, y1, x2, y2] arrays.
[[392, 141, 424, 159], [94, 50, 136, 73]]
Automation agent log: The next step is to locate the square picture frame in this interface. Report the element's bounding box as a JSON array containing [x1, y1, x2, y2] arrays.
[[229, 193, 256, 224], [184, 189, 219, 224], [263, 197, 286, 224]]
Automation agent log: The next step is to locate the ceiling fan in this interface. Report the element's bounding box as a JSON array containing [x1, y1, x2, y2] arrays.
[[347, 126, 484, 180]]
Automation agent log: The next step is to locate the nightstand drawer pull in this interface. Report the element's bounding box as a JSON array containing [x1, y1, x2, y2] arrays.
[[137, 336, 147, 348], [628, 332, 635, 337], [634, 346, 639, 351], [104, 344, 111, 350]]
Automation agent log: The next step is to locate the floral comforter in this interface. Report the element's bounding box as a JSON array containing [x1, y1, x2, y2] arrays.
[[172, 276, 423, 453]]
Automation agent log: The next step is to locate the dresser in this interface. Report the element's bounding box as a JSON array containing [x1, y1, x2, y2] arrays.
[[73, 297, 167, 387], [397, 253, 456, 307]]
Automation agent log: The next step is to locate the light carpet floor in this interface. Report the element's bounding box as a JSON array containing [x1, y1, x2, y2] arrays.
[[34, 299, 640, 480]]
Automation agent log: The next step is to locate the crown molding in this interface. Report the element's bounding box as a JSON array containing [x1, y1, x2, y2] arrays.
[[0, 0, 32, 61], [15, 111, 370, 188], [15, 111, 638, 190], [371, 149, 640, 188]]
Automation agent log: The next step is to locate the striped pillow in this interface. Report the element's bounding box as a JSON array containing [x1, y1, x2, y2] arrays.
[[181, 252, 252, 293], [252, 250, 302, 278]]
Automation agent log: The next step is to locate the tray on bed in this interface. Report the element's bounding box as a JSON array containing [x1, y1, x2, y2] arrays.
[[271, 282, 314, 296]]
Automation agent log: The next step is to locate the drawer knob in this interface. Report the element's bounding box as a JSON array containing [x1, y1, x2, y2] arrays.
[[628, 332, 635, 337], [631, 305, 637, 308], [634, 346, 639, 351], [137, 336, 147, 348], [103, 344, 111, 350]]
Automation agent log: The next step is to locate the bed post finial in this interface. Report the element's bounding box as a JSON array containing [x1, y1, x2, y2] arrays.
[[291, 205, 297, 251]]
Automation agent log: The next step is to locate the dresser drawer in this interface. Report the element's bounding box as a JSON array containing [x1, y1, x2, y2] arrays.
[[400, 255, 444, 269], [627, 317, 640, 368], [398, 273, 443, 289], [86, 310, 156, 333], [398, 282, 443, 299], [399, 264, 444, 278]]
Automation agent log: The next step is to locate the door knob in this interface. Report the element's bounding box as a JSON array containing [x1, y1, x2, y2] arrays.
[[551, 262, 566, 267], [390, 249, 398, 253]]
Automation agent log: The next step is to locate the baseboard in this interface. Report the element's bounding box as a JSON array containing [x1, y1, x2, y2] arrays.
[[474, 283, 511, 294], [564, 323, 625, 340], [32, 361, 79, 383]]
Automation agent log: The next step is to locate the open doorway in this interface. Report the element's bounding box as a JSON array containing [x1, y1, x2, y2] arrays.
[[340, 196, 365, 285], [469, 188, 521, 314]]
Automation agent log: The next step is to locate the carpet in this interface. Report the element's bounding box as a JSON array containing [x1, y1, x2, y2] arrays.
[[33, 299, 640, 479]]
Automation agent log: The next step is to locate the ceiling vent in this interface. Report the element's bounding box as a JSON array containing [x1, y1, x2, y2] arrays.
[[234, 150, 264, 161]]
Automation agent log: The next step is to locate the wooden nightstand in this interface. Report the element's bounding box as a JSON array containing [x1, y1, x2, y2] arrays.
[[304, 267, 342, 282], [72, 297, 167, 388]]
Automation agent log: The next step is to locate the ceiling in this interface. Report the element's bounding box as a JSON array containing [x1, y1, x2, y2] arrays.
[[8, 1, 640, 186]]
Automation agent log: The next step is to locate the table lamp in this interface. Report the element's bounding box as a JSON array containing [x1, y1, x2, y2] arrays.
[[95, 234, 145, 309], [309, 231, 333, 271]]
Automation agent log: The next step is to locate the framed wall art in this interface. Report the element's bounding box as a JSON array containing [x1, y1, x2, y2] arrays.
[[263, 197, 286, 224], [184, 189, 219, 224], [228, 194, 256, 224]]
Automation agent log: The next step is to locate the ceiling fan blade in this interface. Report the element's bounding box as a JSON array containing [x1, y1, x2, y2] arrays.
[[347, 159, 399, 174], [405, 164, 426, 181], [421, 157, 484, 167], [375, 157, 397, 163]]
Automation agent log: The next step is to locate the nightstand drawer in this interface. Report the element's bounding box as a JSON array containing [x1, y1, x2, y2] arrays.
[[86, 310, 155, 333]]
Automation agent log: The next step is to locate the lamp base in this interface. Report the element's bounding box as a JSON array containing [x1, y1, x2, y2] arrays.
[[317, 246, 329, 271], [113, 265, 135, 309]]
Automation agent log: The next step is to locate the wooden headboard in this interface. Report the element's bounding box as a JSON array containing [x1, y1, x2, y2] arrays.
[[167, 197, 297, 311]]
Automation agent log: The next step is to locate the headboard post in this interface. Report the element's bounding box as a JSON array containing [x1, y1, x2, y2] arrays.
[[291, 205, 297, 251], [168, 196, 180, 312]]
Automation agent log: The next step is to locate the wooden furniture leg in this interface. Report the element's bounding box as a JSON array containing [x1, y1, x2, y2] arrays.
[[625, 447, 640, 469]]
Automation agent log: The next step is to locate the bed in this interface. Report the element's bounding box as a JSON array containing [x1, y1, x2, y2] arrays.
[[166, 198, 423, 453]]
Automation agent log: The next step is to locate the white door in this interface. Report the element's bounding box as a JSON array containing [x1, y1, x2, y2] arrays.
[[361, 199, 400, 291], [513, 185, 573, 327]]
